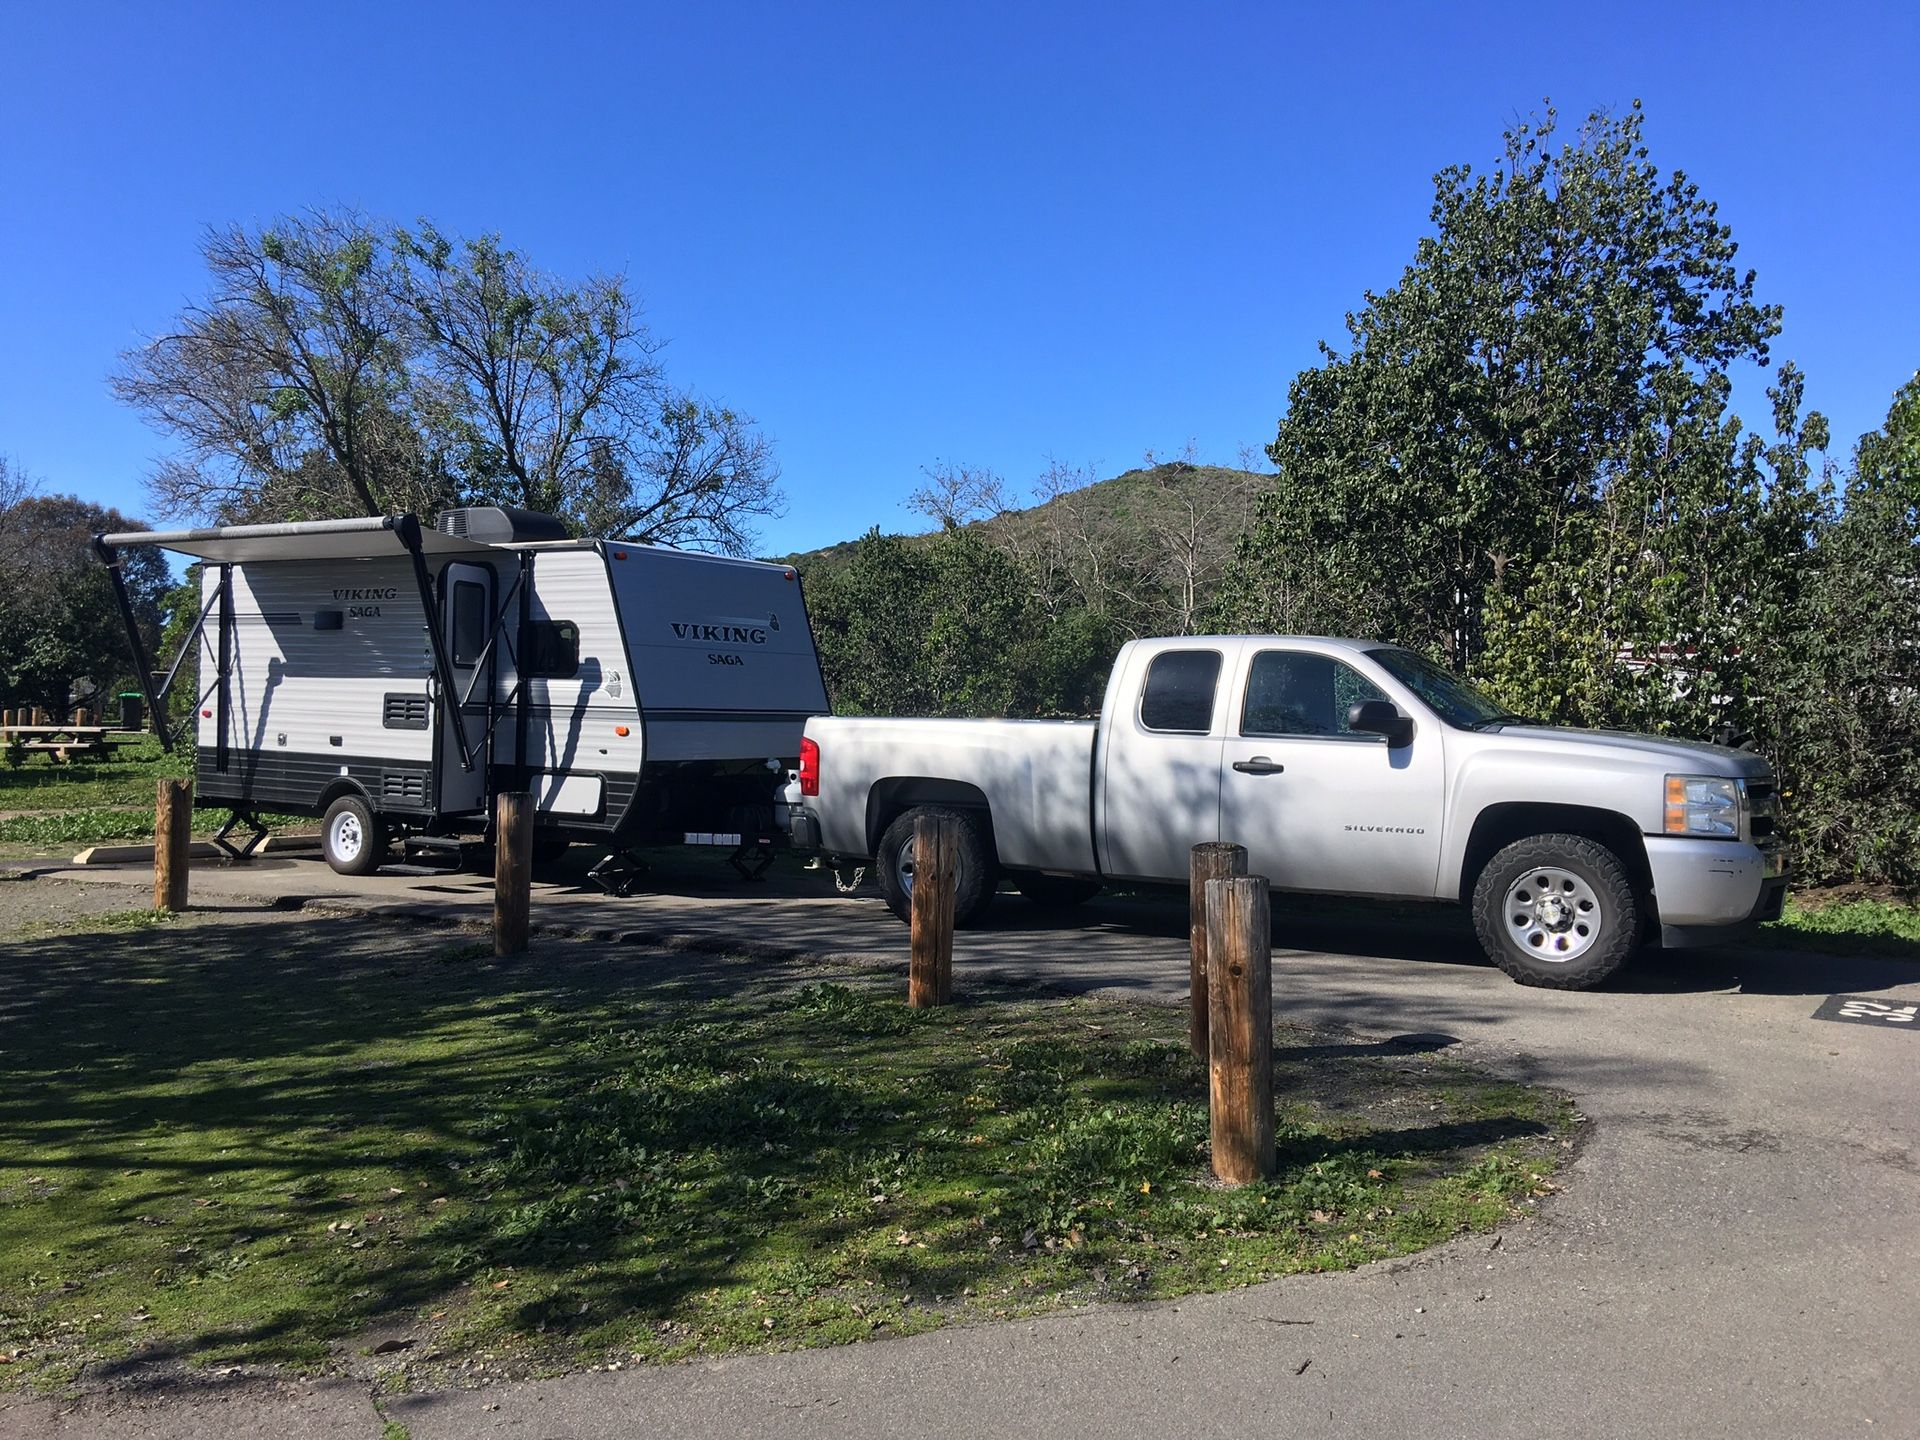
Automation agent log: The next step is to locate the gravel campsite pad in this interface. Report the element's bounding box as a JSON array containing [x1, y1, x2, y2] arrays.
[[0, 879, 1574, 1398]]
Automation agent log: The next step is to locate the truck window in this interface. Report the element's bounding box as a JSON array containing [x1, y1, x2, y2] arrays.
[[451, 581, 487, 667], [1242, 651, 1388, 738], [1139, 650, 1222, 733]]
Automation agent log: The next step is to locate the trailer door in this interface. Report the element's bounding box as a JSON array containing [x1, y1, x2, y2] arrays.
[[438, 561, 495, 814]]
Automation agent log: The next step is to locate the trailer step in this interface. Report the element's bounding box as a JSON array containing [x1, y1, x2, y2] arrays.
[[404, 835, 470, 852]]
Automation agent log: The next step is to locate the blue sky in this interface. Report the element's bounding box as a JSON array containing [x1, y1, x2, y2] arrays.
[[2, 1, 1914, 554]]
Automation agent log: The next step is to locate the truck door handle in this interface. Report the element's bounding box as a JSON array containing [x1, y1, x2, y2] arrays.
[[1232, 756, 1285, 775]]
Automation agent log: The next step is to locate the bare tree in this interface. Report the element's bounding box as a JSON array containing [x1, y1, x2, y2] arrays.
[[579, 394, 783, 552], [394, 224, 659, 521], [1132, 465, 1265, 633], [906, 460, 1016, 531], [113, 212, 784, 552], [113, 211, 436, 521]]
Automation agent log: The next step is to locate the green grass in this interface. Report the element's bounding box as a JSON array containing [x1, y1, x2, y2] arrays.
[[0, 738, 304, 850], [0, 807, 303, 849], [0, 910, 1570, 1394], [0, 735, 188, 809], [1760, 895, 1920, 958]]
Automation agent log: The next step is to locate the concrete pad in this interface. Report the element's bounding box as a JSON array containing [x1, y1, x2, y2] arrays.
[[69, 835, 321, 866]]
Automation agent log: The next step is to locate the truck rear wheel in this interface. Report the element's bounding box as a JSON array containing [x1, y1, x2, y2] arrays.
[[321, 795, 386, 877], [1471, 833, 1641, 990], [877, 806, 997, 928], [1014, 872, 1102, 909]]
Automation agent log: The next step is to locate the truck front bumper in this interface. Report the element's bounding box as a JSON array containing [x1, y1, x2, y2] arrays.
[[1644, 835, 1789, 948]]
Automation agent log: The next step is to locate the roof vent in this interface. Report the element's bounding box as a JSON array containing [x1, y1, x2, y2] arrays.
[[433, 507, 571, 544]]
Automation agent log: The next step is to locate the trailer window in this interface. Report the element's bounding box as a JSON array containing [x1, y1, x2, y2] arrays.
[[450, 581, 488, 667], [1139, 650, 1222, 733], [526, 620, 580, 678]]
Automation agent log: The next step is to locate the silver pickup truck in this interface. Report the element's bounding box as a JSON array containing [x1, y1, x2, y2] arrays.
[[785, 636, 1788, 989]]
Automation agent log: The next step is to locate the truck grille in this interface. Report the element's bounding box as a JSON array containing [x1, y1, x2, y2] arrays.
[[1745, 778, 1779, 842]]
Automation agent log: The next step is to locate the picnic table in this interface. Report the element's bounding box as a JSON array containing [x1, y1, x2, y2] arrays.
[[0, 724, 132, 763]]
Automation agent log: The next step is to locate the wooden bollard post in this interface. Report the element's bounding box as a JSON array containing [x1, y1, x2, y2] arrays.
[[907, 812, 957, 1007], [75, 708, 90, 728], [153, 779, 192, 912], [1206, 873, 1275, 1185], [32, 707, 46, 727], [494, 791, 533, 956], [1189, 842, 1247, 1059]]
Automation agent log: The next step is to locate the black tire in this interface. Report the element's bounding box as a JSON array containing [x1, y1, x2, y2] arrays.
[[1014, 872, 1103, 908], [1471, 833, 1641, 990], [321, 794, 386, 877], [876, 806, 998, 928]]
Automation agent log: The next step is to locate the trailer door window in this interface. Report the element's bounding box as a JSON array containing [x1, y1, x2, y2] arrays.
[[1139, 649, 1222, 733], [526, 620, 580, 678], [451, 580, 487, 666]]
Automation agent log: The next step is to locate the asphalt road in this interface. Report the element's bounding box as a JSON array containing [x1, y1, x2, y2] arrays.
[[4, 855, 1916, 1439]]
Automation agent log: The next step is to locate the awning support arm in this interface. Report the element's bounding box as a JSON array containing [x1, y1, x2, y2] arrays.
[[156, 584, 221, 710], [91, 535, 175, 751], [459, 572, 524, 711], [397, 515, 474, 772]]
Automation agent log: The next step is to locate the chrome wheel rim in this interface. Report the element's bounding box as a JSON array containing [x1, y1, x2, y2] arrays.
[[329, 811, 364, 863], [1504, 866, 1601, 962], [895, 839, 915, 896]]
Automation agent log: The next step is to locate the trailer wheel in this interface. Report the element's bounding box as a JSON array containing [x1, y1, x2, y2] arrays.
[[321, 795, 386, 877], [1471, 833, 1641, 990], [876, 806, 997, 928], [1014, 873, 1103, 909]]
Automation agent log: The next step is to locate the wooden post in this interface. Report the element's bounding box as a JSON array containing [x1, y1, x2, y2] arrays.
[[907, 812, 957, 1007], [32, 707, 46, 727], [494, 791, 532, 956], [153, 779, 191, 912], [1189, 842, 1247, 1059], [75, 708, 90, 728], [1206, 873, 1274, 1185]]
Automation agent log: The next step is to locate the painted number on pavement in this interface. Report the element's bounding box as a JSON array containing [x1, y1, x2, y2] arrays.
[[1812, 994, 1920, 1030]]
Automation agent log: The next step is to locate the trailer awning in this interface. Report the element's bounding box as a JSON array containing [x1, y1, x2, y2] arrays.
[[96, 514, 497, 563]]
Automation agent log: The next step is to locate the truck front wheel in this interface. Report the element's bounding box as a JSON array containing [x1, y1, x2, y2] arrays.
[[877, 806, 997, 928], [1471, 834, 1641, 990]]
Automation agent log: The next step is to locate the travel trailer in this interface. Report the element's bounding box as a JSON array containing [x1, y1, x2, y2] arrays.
[[94, 507, 828, 889]]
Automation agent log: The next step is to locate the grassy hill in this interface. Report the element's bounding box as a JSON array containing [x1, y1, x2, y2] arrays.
[[770, 461, 1271, 575]]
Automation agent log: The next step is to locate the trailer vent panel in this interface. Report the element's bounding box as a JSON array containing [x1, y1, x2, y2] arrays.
[[382, 693, 430, 730], [382, 771, 428, 805]]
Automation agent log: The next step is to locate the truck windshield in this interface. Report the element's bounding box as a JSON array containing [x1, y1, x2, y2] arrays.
[[1365, 647, 1521, 730]]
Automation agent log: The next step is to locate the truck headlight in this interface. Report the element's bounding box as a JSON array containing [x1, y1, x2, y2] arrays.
[[1664, 775, 1741, 837]]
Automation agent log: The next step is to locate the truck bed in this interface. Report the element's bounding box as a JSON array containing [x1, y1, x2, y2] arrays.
[[804, 716, 1098, 872]]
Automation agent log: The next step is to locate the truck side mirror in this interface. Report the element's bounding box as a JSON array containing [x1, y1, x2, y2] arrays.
[[1348, 699, 1413, 747]]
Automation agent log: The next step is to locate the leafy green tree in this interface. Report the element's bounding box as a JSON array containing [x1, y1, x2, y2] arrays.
[[806, 529, 1051, 717], [0, 484, 169, 713], [1215, 102, 1784, 670], [1477, 364, 1830, 739], [1772, 375, 1920, 884]]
